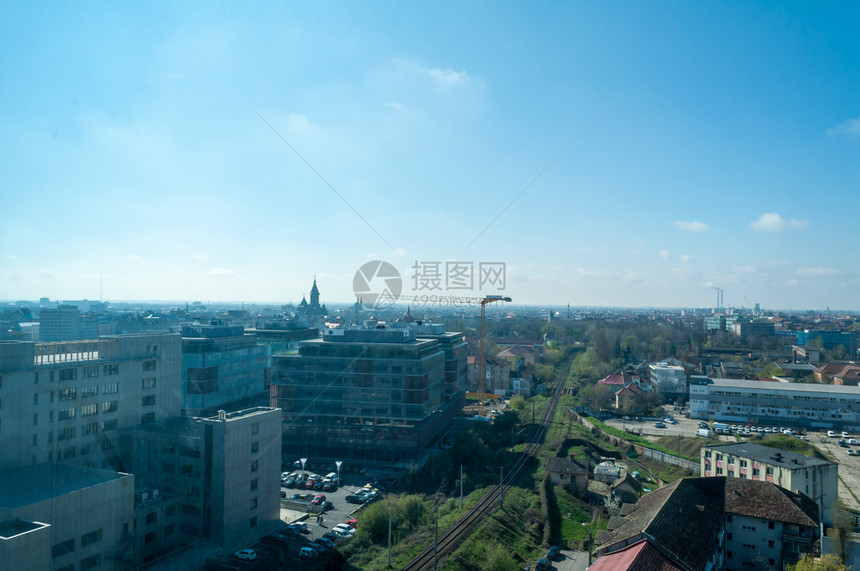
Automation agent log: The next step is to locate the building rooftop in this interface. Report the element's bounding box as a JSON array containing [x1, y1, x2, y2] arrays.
[[703, 442, 833, 468], [710, 378, 860, 395], [0, 463, 131, 510]]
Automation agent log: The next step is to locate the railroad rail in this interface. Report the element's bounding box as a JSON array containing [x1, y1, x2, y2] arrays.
[[402, 360, 572, 570]]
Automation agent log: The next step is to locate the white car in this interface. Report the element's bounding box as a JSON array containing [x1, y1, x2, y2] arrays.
[[333, 523, 356, 537], [828, 430, 836, 437], [234, 549, 258, 561], [842, 431, 850, 438]]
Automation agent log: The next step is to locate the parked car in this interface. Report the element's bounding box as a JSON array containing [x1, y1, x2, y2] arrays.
[[315, 537, 335, 549], [312, 494, 326, 505], [234, 549, 258, 561], [536, 557, 550, 571], [345, 494, 362, 504], [322, 480, 337, 492], [546, 545, 560, 560], [828, 430, 836, 437], [653, 422, 667, 429], [323, 532, 341, 543], [344, 518, 358, 528], [291, 522, 308, 533], [299, 546, 316, 560], [320, 501, 334, 511]]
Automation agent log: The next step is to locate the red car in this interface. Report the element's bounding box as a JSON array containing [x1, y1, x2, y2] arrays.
[[311, 494, 326, 505], [344, 518, 357, 528]]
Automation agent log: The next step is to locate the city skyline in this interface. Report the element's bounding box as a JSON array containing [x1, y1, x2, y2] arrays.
[[3, 3, 860, 309]]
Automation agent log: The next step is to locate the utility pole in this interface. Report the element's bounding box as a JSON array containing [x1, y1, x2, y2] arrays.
[[433, 519, 438, 571], [499, 467, 504, 508], [460, 464, 464, 508], [387, 498, 392, 567]]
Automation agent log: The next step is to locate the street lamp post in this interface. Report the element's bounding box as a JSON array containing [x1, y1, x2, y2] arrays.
[[300, 457, 308, 474], [335, 460, 342, 486]]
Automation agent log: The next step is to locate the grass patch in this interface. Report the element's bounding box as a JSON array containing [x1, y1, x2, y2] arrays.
[[586, 417, 699, 461], [759, 435, 829, 460]]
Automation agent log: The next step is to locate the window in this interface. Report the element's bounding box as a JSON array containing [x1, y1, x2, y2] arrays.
[[250, 479, 258, 491], [33, 413, 38, 426], [251, 441, 259, 453], [753, 469, 760, 476], [250, 497, 258, 509], [80, 554, 102, 571], [81, 403, 98, 417], [251, 459, 258, 472], [102, 419, 118, 431], [103, 382, 118, 394], [33, 434, 38, 446], [83, 422, 98, 435], [60, 388, 76, 401], [81, 528, 102, 547], [59, 368, 77, 381], [251, 422, 259, 435], [250, 516, 258, 528], [102, 400, 118, 413], [768, 540, 774, 548], [141, 412, 156, 423], [33, 393, 38, 405], [146, 512, 157, 525], [58, 427, 76, 441], [716, 467, 723, 475], [104, 364, 119, 376], [766, 467, 774, 475], [81, 384, 98, 398], [142, 395, 156, 407], [145, 531, 156, 544], [143, 360, 157, 371], [769, 521, 775, 530], [164, 524, 174, 536], [52, 538, 75, 558], [142, 377, 156, 389], [59, 407, 76, 421], [740, 460, 747, 467], [83, 365, 99, 378]]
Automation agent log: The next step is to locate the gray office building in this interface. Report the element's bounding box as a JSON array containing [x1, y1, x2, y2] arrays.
[[271, 325, 467, 462]]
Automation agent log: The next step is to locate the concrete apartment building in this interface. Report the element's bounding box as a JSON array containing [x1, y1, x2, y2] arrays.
[[181, 323, 269, 417], [39, 306, 100, 342], [0, 333, 283, 568], [648, 361, 687, 402], [0, 333, 182, 472], [120, 407, 282, 549], [689, 377, 860, 431], [271, 325, 466, 462], [0, 463, 134, 571], [700, 442, 838, 526]]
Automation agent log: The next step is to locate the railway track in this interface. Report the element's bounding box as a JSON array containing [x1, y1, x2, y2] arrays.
[[402, 360, 572, 570]]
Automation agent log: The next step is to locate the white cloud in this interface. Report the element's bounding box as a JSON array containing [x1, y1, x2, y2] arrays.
[[209, 267, 237, 277], [827, 117, 860, 137], [796, 267, 838, 277], [679, 254, 691, 262], [3, 254, 18, 261], [673, 220, 710, 232], [576, 267, 610, 279], [660, 250, 670, 263], [622, 271, 641, 283], [750, 212, 809, 232], [428, 68, 468, 84]]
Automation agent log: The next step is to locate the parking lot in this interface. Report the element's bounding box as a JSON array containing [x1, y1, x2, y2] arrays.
[[808, 431, 860, 512], [604, 415, 734, 442]]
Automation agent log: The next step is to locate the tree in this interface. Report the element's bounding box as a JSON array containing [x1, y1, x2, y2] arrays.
[[788, 554, 850, 571]]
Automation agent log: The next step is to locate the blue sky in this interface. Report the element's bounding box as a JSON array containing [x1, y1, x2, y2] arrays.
[[2, 2, 859, 310]]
